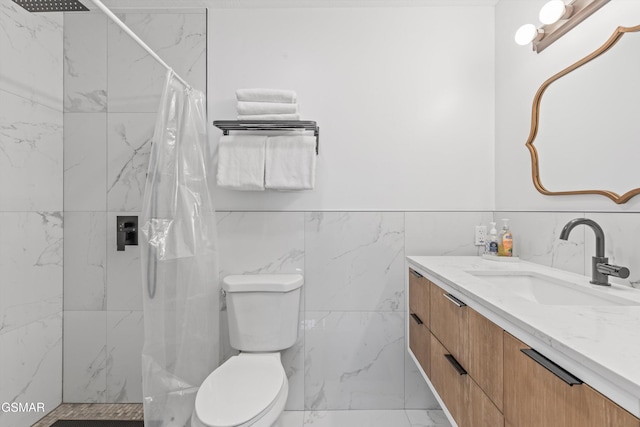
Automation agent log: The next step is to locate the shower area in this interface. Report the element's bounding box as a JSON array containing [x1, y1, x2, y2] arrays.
[[0, 1, 211, 426]]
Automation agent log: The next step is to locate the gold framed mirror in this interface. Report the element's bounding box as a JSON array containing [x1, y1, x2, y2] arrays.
[[526, 24, 640, 204]]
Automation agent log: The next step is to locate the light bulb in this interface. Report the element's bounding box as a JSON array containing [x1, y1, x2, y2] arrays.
[[515, 24, 540, 46], [539, 0, 570, 25]]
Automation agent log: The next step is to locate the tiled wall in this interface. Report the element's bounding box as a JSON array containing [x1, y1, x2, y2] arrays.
[[498, 211, 640, 289], [0, 1, 64, 426], [62, 9, 206, 403], [217, 211, 493, 411]]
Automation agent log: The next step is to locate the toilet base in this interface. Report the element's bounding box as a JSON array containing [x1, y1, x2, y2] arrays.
[[190, 376, 288, 427]]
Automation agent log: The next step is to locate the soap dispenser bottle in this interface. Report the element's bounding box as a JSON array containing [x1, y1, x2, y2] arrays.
[[498, 219, 513, 257], [486, 222, 499, 255]]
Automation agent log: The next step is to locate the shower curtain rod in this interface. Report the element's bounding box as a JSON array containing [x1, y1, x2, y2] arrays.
[[89, 0, 192, 89]]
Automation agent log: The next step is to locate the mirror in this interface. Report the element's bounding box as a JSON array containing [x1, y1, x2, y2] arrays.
[[526, 24, 640, 204]]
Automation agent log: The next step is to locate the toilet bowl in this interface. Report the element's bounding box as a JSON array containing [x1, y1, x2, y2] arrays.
[[191, 274, 303, 427], [191, 353, 288, 427]]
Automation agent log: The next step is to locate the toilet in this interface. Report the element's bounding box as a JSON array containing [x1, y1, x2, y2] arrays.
[[191, 274, 303, 427]]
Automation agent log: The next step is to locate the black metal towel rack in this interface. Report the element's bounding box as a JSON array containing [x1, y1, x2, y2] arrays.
[[213, 120, 320, 155]]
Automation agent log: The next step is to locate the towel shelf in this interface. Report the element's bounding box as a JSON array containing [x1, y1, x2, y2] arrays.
[[213, 120, 319, 155]]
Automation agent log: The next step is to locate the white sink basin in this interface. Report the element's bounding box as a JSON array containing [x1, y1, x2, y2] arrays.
[[468, 271, 638, 306]]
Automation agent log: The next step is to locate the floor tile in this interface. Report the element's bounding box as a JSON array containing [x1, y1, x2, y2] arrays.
[[405, 410, 452, 427], [303, 410, 412, 427]]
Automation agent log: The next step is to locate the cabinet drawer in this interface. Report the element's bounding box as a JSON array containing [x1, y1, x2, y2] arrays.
[[504, 332, 640, 427], [430, 333, 467, 427], [430, 283, 468, 367], [468, 376, 504, 427], [409, 268, 430, 329], [467, 307, 503, 411], [409, 311, 430, 377]]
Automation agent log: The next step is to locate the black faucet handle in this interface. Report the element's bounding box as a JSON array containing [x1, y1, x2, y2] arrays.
[[596, 263, 630, 279]]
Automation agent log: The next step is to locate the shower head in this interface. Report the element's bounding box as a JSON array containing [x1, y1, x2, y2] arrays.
[[12, 0, 90, 12]]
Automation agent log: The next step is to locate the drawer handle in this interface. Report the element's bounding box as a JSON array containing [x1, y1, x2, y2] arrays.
[[410, 313, 423, 325], [410, 269, 423, 278], [444, 354, 467, 376], [521, 349, 583, 386], [443, 293, 467, 308]]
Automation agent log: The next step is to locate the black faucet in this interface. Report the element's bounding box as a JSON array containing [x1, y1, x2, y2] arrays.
[[559, 218, 629, 286], [116, 216, 138, 251]]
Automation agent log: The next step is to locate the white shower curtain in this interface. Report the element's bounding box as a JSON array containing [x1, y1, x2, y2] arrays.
[[140, 70, 219, 427]]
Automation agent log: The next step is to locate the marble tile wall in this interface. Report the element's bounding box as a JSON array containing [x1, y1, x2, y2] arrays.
[[498, 211, 640, 289], [0, 1, 64, 426], [216, 211, 495, 411], [62, 9, 207, 404]]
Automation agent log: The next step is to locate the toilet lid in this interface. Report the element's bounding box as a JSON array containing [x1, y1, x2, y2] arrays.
[[195, 353, 285, 427]]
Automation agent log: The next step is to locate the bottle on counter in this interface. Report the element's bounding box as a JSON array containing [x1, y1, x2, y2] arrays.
[[486, 222, 499, 256], [498, 219, 513, 257]]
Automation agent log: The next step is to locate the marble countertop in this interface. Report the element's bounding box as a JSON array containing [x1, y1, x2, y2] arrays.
[[406, 256, 640, 417]]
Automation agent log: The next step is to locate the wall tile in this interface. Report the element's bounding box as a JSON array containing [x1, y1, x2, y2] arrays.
[[107, 113, 155, 212], [0, 2, 63, 111], [304, 311, 404, 410], [404, 350, 438, 410], [496, 211, 585, 275], [106, 310, 144, 403], [63, 311, 107, 403], [282, 322, 305, 410], [107, 13, 206, 113], [0, 313, 62, 427], [106, 212, 142, 311], [64, 113, 107, 211], [64, 212, 107, 311], [305, 212, 404, 312], [583, 212, 640, 288], [64, 13, 107, 112], [0, 90, 63, 212], [0, 212, 63, 334], [217, 211, 305, 277], [405, 212, 494, 257]]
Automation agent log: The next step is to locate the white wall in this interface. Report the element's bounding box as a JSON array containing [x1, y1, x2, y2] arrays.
[[208, 6, 496, 211], [0, 1, 63, 425], [495, 0, 640, 211]]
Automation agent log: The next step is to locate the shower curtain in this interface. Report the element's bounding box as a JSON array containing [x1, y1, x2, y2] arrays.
[[140, 70, 219, 427]]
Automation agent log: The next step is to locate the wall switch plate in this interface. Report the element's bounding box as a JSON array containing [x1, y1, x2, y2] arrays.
[[475, 225, 487, 246]]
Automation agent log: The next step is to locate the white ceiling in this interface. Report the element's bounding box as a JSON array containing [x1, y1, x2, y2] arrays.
[[94, 0, 500, 9]]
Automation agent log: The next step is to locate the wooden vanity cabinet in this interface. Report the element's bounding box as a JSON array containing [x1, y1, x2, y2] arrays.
[[409, 309, 431, 376], [408, 267, 640, 427], [409, 269, 431, 375], [409, 268, 430, 328], [410, 270, 503, 427], [430, 333, 467, 427], [431, 331, 503, 427], [429, 282, 468, 368], [467, 307, 503, 412], [504, 332, 640, 427]]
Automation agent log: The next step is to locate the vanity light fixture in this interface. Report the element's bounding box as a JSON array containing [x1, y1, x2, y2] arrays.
[[539, 0, 573, 25], [515, 0, 610, 53]]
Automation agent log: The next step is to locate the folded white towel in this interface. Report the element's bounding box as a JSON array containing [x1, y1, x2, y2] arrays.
[[237, 113, 300, 121], [216, 135, 267, 191], [237, 101, 298, 115], [236, 88, 297, 104], [265, 135, 316, 190]]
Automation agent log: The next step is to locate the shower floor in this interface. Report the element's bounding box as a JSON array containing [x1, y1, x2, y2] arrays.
[[33, 406, 450, 427], [32, 404, 143, 427]]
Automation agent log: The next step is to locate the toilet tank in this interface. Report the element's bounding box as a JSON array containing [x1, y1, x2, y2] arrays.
[[223, 274, 303, 352]]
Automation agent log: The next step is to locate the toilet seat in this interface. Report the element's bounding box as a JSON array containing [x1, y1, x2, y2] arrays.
[[194, 353, 286, 427]]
